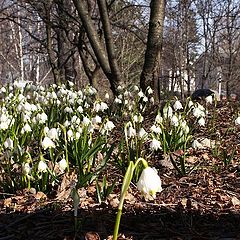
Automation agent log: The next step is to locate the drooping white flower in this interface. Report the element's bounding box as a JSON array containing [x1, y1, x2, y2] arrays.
[[36, 112, 48, 124], [235, 116, 240, 125], [92, 115, 102, 125], [41, 136, 55, 149], [100, 102, 108, 111], [105, 92, 110, 100], [21, 123, 32, 134], [146, 87, 153, 95], [104, 120, 115, 131], [47, 128, 59, 141], [138, 128, 147, 139], [171, 115, 179, 127], [150, 125, 162, 134], [198, 117, 205, 126], [163, 105, 173, 119], [155, 114, 163, 124], [205, 95, 213, 104], [67, 129, 74, 141], [58, 158, 68, 172], [4, 138, 13, 149], [22, 162, 31, 175], [192, 139, 203, 149], [127, 126, 136, 138], [192, 107, 205, 118], [77, 105, 83, 113], [82, 116, 91, 126], [138, 91, 144, 98], [38, 160, 48, 173], [173, 100, 183, 111], [150, 138, 161, 151], [137, 167, 162, 198]]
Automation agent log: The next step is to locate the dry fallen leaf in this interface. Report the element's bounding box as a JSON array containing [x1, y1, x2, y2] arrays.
[[231, 196, 240, 206], [85, 231, 100, 240]]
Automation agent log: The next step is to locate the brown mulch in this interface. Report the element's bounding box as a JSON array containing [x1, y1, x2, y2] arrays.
[[1, 101, 240, 240]]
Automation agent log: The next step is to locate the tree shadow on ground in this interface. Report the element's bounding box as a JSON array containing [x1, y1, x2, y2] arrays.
[[0, 205, 240, 240]]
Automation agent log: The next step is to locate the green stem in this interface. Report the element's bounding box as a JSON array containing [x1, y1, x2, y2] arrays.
[[113, 209, 122, 240]]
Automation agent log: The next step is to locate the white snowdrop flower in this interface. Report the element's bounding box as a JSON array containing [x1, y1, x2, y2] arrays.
[[235, 116, 240, 125], [188, 100, 194, 108], [150, 138, 161, 151], [92, 115, 102, 125], [0, 87, 6, 93], [143, 96, 148, 102], [88, 124, 94, 133], [21, 123, 32, 134], [205, 95, 213, 104], [67, 129, 74, 141], [192, 107, 205, 118], [138, 91, 144, 98], [150, 125, 162, 134], [51, 91, 58, 99], [134, 85, 139, 91], [163, 106, 173, 119], [94, 102, 101, 112], [147, 87, 153, 95], [64, 107, 73, 114], [124, 99, 128, 105], [58, 158, 68, 172], [138, 128, 147, 139], [155, 114, 163, 124], [82, 116, 91, 126], [117, 85, 122, 91], [18, 94, 25, 102], [124, 90, 129, 96], [171, 115, 179, 127], [104, 120, 115, 132], [4, 138, 13, 149], [47, 128, 59, 141], [68, 81, 74, 87], [64, 120, 70, 127], [44, 126, 49, 135], [114, 98, 122, 104], [88, 86, 97, 95], [38, 160, 47, 173], [36, 112, 48, 124], [41, 136, 55, 149], [192, 139, 203, 149], [77, 105, 83, 113], [100, 102, 108, 111], [127, 126, 136, 138], [75, 131, 81, 139], [118, 94, 123, 100], [105, 92, 110, 100], [173, 100, 183, 111], [137, 167, 162, 199], [22, 162, 31, 175], [197, 104, 205, 111], [198, 117, 205, 126], [150, 97, 154, 104], [133, 115, 139, 123]]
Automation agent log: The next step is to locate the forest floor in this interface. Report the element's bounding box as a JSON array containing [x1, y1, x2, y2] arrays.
[[0, 101, 240, 240]]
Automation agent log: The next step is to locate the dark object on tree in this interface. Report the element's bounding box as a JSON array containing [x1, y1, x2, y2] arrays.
[[191, 89, 214, 100]]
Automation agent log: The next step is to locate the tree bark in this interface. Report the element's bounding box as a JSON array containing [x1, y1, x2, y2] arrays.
[[140, 0, 166, 96]]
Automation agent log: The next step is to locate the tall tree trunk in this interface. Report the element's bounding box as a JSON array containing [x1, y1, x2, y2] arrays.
[[140, 0, 166, 97]]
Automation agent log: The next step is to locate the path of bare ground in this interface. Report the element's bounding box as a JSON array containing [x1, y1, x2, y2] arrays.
[[1, 101, 240, 240]]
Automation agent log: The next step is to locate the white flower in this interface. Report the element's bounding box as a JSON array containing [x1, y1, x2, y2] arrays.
[[138, 91, 144, 98], [104, 120, 115, 131], [82, 116, 91, 126], [114, 97, 122, 104], [188, 100, 194, 108], [137, 167, 162, 198], [100, 102, 108, 111], [38, 160, 47, 173], [92, 115, 102, 125], [192, 107, 205, 118], [58, 158, 68, 172], [67, 129, 74, 140], [127, 126, 136, 138], [77, 106, 83, 113], [47, 128, 59, 141], [171, 115, 179, 127], [205, 95, 213, 104], [235, 116, 240, 125], [138, 128, 147, 139], [192, 139, 203, 149], [21, 123, 32, 134], [163, 106, 173, 119], [198, 117, 205, 126], [150, 125, 162, 134], [150, 138, 161, 151], [147, 87, 153, 95], [4, 138, 13, 149], [41, 136, 55, 149], [155, 114, 163, 124], [22, 162, 31, 175], [36, 112, 48, 124], [173, 100, 183, 111], [105, 92, 110, 100]]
